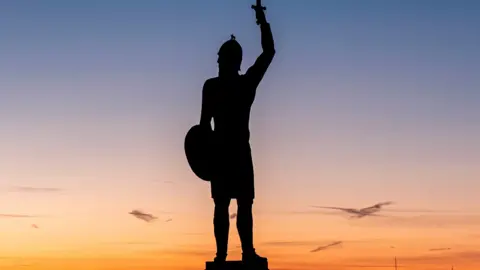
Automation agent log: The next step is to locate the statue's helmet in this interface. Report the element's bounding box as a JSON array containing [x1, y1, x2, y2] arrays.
[[218, 35, 242, 71]]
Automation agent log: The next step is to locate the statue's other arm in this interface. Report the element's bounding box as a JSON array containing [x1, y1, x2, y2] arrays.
[[245, 16, 276, 90], [199, 80, 213, 130]]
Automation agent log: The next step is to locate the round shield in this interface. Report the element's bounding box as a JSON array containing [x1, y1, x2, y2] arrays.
[[184, 125, 215, 181]]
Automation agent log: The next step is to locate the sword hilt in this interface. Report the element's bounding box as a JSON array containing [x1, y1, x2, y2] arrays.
[[251, 2, 266, 25], [251, 4, 266, 11]]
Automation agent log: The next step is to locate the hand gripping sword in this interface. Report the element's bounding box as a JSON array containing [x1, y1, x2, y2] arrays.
[[251, 0, 266, 25]]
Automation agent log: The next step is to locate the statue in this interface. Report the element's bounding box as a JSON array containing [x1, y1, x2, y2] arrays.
[[186, 0, 275, 268]]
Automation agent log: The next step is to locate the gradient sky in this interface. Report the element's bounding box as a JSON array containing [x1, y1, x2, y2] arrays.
[[1, 0, 479, 269]]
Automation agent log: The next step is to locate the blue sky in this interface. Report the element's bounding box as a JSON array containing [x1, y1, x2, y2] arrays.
[[0, 1, 479, 266]]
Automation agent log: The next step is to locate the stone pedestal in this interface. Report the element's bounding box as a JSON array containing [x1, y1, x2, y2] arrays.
[[205, 260, 268, 270]]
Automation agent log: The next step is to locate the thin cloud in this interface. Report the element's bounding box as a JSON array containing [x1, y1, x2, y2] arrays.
[[310, 241, 343, 252], [352, 214, 480, 228], [259, 240, 344, 253], [297, 201, 469, 218], [290, 209, 394, 218], [260, 239, 378, 247], [294, 208, 463, 218], [129, 210, 157, 222], [288, 210, 358, 216], [384, 209, 463, 214], [429, 247, 451, 251], [165, 218, 172, 222], [230, 213, 237, 219], [0, 214, 38, 218], [8, 186, 62, 193]]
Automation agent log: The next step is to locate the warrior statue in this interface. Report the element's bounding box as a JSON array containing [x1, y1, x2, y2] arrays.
[[198, 0, 275, 265]]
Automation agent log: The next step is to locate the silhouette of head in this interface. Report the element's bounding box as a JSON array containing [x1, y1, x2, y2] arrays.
[[218, 34, 242, 74]]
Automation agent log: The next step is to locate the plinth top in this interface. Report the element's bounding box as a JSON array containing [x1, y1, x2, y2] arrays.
[[205, 260, 268, 270]]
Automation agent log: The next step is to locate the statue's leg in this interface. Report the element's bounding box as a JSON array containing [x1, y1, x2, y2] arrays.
[[237, 197, 267, 263], [213, 197, 231, 261], [236, 197, 254, 253]]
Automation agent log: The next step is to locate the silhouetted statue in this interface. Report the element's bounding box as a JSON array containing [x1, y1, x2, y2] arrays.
[[199, 0, 275, 267]]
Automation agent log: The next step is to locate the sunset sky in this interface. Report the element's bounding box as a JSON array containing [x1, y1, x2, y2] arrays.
[[1, 0, 479, 269]]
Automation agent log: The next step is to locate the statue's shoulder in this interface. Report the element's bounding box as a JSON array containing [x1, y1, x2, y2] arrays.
[[203, 77, 220, 95], [205, 77, 219, 86]]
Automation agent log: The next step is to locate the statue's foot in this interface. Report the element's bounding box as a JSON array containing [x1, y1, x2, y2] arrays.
[[213, 254, 227, 264], [242, 250, 267, 264]]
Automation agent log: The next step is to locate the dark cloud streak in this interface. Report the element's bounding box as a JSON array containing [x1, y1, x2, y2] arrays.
[[310, 241, 343, 252], [129, 210, 157, 222]]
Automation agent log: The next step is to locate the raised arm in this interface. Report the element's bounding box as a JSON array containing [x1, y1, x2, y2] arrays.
[[199, 79, 213, 130], [245, 3, 276, 89]]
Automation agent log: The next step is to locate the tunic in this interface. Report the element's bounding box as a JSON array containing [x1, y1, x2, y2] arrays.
[[200, 23, 275, 200], [208, 75, 256, 199]]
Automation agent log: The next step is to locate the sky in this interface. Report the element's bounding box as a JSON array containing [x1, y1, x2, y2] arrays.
[[0, 0, 479, 269]]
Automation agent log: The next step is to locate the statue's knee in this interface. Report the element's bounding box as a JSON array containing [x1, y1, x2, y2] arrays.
[[214, 197, 231, 217], [237, 198, 253, 209]]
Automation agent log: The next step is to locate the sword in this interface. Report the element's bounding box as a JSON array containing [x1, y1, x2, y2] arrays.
[[251, 0, 266, 11], [251, 0, 266, 25]]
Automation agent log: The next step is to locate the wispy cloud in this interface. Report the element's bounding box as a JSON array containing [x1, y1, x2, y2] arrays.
[[260, 238, 377, 247], [8, 186, 62, 193], [258, 240, 345, 253], [287, 210, 353, 216], [129, 210, 157, 222], [352, 214, 480, 228], [310, 241, 343, 252], [0, 214, 39, 218], [429, 247, 451, 251], [384, 209, 463, 214], [294, 205, 469, 218]]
